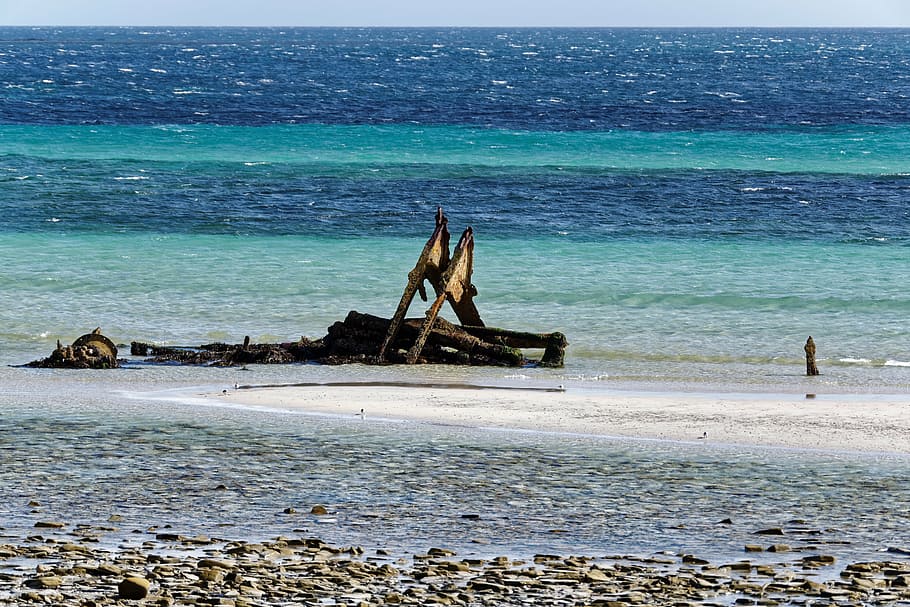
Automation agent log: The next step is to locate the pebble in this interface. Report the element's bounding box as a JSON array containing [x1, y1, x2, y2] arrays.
[[0, 533, 905, 606]]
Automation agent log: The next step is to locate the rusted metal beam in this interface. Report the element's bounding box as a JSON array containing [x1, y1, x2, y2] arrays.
[[377, 207, 450, 362], [406, 227, 480, 364]]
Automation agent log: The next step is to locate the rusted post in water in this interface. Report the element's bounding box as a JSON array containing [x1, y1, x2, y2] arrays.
[[804, 336, 819, 376]]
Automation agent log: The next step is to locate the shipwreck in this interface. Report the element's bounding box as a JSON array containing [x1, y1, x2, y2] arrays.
[[26, 209, 567, 369]]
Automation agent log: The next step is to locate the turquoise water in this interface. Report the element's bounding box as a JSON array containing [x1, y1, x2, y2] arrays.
[[2, 232, 909, 390], [3, 123, 909, 174]]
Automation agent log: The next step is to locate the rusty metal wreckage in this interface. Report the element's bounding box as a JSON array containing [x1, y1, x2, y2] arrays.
[[26, 208, 568, 369]]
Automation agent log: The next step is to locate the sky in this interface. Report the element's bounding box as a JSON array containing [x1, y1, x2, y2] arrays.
[[2, 0, 909, 27]]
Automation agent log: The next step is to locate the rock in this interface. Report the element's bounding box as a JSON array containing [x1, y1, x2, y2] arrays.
[[801, 555, 836, 566], [754, 528, 785, 535], [428, 547, 457, 557], [744, 545, 764, 552], [584, 568, 612, 583], [469, 580, 509, 593], [310, 505, 328, 515], [25, 576, 63, 589], [198, 567, 225, 583], [119, 576, 151, 600], [34, 521, 65, 529], [766, 544, 790, 552], [198, 559, 234, 570]]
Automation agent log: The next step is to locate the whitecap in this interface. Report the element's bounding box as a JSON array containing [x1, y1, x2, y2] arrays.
[[884, 360, 910, 367], [114, 176, 149, 181], [840, 357, 872, 364], [150, 68, 167, 74], [118, 68, 134, 73], [740, 187, 764, 192], [46, 217, 61, 223]]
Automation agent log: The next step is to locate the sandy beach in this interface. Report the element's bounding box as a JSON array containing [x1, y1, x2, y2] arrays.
[[210, 383, 910, 455]]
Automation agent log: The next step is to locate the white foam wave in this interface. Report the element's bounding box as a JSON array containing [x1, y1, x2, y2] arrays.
[[884, 360, 910, 367]]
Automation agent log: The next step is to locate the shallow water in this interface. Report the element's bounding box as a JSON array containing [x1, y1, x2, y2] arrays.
[[1, 368, 908, 567]]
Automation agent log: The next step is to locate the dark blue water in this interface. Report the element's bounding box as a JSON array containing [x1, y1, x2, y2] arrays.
[[3, 27, 910, 129]]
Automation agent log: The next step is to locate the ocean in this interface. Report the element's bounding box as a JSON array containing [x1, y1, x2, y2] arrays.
[[1, 27, 909, 566]]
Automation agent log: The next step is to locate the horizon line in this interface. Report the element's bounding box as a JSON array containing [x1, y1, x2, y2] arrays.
[[3, 24, 910, 29]]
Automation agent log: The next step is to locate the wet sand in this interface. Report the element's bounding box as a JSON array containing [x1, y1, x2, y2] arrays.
[[211, 383, 910, 454]]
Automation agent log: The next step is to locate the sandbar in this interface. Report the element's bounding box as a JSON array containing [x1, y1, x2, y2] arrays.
[[210, 383, 910, 454]]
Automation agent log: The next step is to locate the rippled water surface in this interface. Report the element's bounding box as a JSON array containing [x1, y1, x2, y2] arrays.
[[1, 370, 908, 566]]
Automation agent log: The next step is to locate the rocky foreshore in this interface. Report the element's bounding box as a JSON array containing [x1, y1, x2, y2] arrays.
[[1, 528, 910, 607]]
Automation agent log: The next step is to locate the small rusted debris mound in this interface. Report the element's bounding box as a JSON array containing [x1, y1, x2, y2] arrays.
[[132, 312, 567, 368], [25, 328, 120, 369], [327, 311, 565, 367], [130, 337, 318, 367]]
